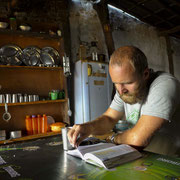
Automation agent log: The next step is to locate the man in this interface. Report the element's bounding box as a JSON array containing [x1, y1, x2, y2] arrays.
[[68, 46, 180, 155]]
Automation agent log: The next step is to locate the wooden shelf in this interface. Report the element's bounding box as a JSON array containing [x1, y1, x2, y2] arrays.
[[0, 29, 61, 40], [0, 65, 63, 70], [0, 99, 67, 107], [0, 30, 69, 132], [0, 131, 61, 146]]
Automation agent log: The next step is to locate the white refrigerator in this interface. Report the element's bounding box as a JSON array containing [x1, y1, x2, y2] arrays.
[[74, 60, 112, 124]]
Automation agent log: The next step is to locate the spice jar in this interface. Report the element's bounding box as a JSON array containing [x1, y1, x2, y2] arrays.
[[9, 17, 17, 30]]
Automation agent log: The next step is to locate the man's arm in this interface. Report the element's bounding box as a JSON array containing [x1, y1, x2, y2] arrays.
[[112, 115, 166, 147], [68, 108, 124, 147]]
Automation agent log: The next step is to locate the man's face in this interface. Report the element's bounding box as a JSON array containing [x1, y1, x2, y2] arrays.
[[109, 63, 147, 104]]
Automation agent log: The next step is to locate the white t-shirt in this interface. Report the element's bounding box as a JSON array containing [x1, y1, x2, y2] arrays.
[[110, 71, 180, 125]]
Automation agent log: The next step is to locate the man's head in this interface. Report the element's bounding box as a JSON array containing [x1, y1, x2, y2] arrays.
[[109, 46, 150, 104]]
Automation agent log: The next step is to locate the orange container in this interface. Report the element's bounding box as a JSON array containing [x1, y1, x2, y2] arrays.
[[32, 115, 38, 135], [41, 114, 47, 133], [37, 115, 42, 134], [50, 122, 66, 133], [25, 115, 32, 135]]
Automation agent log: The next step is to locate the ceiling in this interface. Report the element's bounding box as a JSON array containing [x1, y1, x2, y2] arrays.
[[108, 0, 180, 39]]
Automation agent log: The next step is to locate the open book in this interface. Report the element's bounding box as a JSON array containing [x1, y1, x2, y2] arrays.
[[67, 142, 142, 169]]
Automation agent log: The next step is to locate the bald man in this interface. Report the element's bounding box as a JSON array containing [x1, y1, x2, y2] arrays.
[[68, 46, 180, 155]]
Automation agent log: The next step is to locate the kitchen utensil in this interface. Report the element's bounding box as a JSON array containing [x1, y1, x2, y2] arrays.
[[40, 52, 55, 66], [28, 95, 33, 102], [61, 127, 74, 150], [19, 25, 31, 31], [5, 94, 11, 103], [50, 122, 66, 132], [63, 55, 71, 77], [50, 90, 59, 100], [0, 94, 5, 103], [40, 47, 61, 66], [19, 95, 24, 103], [67, 98, 72, 117], [2, 103, 11, 122], [47, 116, 55, 131], [24, 94, 28, 102], [0, 130, 6, 140], [10, 131, 22, 139], [0, 44, 22, 65], [22, 46, 41, 66], [33, 95, 39, 101], [12, 94, 18, 103], [0, 22, 8, 29]]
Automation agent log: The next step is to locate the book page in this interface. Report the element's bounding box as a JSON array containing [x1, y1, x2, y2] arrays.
[[67, 143, 115, 160], [77, 143, 115, 158], [84, 144, 142, 169]]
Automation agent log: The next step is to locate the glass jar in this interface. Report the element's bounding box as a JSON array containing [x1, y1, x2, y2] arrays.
[[9, 17, 17, 31]]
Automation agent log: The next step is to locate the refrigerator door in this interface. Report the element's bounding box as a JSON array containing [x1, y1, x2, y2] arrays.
[[74, 60, 112, 124], [87, 62, 111, 120]]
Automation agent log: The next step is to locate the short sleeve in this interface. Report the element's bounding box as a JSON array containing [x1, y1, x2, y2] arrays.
[[141, 78, 180, 122]]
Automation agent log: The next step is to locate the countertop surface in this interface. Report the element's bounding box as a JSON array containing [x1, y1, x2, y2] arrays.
[[0, 135, 179, 180]]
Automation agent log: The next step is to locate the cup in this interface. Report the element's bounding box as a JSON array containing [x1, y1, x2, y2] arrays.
[[5, 94, 11, 103], [50, 90, 59, 100], [24, 94, 28, 102], [33, 95, 39, 102], [10, 131, 22, 139], [12, 94, 18, 103], [0, 130, 6, 141], [28, 95, 33, 102], [0, 94, 5, 103], [61, 127, 74, 151], [59, 90, 65, 99], [19, 95, 24, 103]]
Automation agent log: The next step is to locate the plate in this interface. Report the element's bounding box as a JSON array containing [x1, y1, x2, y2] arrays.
[[21, 46, 41, 66], [40, 47, 60, 66], [0, 44, 22, 65]]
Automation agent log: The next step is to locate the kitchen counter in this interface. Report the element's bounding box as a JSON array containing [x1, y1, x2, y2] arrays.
[[0, 135, 179, 180]]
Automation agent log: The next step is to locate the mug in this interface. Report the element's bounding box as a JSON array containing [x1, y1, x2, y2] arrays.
[[24, 94, 28, 102], [10, 131, 22, 139], [5, 94, 11, 103], [0, 94, 5, 103], [28, 95, 33, 102], [33, 95, 39, 102], [61, 127, 74, 151], [12, 94, 18, 103], [50, 90, 59, 100]]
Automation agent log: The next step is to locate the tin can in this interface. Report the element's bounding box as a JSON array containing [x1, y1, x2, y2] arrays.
[[61, 127, 74, 151]]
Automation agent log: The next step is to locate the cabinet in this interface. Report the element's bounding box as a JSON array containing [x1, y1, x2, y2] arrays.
[[0, 30, 69, 134]]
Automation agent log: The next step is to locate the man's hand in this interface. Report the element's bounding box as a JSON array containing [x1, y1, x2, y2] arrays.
[[67, 124, 92, 147]]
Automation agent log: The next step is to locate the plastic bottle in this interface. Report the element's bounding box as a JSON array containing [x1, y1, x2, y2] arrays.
[[9, 17, 17, 30], [32, 115, 38, 135], [41, 114, 47, 133], [37, 115, 42, 134], [25, 115, 32, 135]]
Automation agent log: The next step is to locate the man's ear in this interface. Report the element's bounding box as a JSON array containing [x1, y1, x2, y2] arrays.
[[143, 68, 150, 80]]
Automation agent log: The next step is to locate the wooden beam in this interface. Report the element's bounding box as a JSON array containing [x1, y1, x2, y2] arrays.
[[93, 0, 115, 59], [165, 36, 174, 75], [160, 25, 180, 35]]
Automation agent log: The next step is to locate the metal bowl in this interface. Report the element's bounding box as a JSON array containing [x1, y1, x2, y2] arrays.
[[0, 22, 8, 29], [19, 25, 31, 31]]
